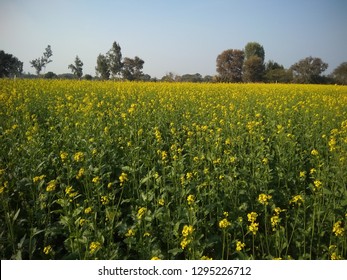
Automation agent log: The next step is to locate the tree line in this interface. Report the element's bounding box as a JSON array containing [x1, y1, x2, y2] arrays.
[[215, 42, 346, 84], [1, 41, 347, 84]]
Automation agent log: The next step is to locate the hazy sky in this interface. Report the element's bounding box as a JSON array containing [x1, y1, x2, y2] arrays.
[[1, 0, 346, 78]]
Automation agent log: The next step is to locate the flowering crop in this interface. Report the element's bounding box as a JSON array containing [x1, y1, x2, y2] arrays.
[[0, 79, 346, 260]]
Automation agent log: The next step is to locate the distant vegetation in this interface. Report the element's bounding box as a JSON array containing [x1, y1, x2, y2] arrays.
[[1, 41, 347, 84]]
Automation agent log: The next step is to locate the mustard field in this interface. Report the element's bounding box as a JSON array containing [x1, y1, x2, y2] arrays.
[[0, 79, 346, 259]]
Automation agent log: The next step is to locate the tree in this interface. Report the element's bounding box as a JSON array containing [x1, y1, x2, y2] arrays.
[[161, 72, 176, 82], [30, 45, 53, 75], [290, 56, 328, 84], [44, 71, 57, 79], [95, 54, 110, 80], [264, 60, 293, 83], [83, 74, 93, 81], [243, 42, 265, 82], [244, 42, 265, 63], [331, 62, 347, 85], [203, 75, 213, 82], [266, 60, 283, 72], [107, 41, 123, 78], [216, 49, 244, 82], [0, 50, 23, 77], [122, 56, 144, 81], [68, 56, 84, 79], [243, 56, 265, 82], [180, 73, 203, 82]]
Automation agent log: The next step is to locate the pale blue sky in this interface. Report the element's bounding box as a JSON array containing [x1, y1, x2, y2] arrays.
[[1, 0, 346, 78]]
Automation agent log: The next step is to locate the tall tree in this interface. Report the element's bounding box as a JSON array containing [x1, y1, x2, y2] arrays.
[[0, 50, 23, 77], [68, 56, 84, 79], [244, 42, 265, 63], [30, 45, 53, 75], [42, 45, 53, 66], [243, 42, 265, 82], [243, 56, 265, 82], [122, 56, 144, 81], [107, 41, 123, 78], [95, 54, 110, 80], [290, 56, 328, 84], [216, 49, 244, 82], [331, 62, 347, 85]]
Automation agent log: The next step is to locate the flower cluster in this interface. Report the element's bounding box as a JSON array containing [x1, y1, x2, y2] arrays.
[[137, 207, 147, 220], [332, 221, 344, 237], [219, 218, 231, 229], [73, 151, 84, 162], [236, 240, 246, 251], [46, 180, 57, 192], [258, 193, 272, 205], [247, 212, 259, 235], [187, 194, 195, 205], [181, 225, 194, 249], [119, 172, 128, 186], [289, 194, 304, 206], [89, 241, 101, 254]]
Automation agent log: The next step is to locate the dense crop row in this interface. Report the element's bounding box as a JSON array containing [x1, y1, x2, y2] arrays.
[[0, 80, 346, 259]]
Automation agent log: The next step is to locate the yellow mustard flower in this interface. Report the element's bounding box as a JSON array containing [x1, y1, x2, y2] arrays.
[[258, 193, 272, 205], [331, 252, 342, 260], [311, 149, 319, 156], [43, 245, 52, 255], [84, 207, 92, 214], [186, 172, 193, 180], [33, 175, 46, 183], [73, 151, 84, 162], [200, 256, 213, 260], [100, 195, 109, 205], [247, 212, 258, 223], [158, 198, 165, 206], [299, 171, 306, 179], [125, 228, 135, 237], [180, 238, 190, 249], [236, 241, 246, 251], [60, 151, 68, 162], [92, 176, 100, 184], [89, 241, 101, 254], [187, 194, 195, 205], [248, 222, 259, 235], [79, 218, 86, 226], [46, 180, 56, 192], [161, 150, 168, 161], [332, 221, 344, 237], [137, 207, 147, 219], [119, 172, 128, 186], [65, 186, 78, 198], [271, 215, 280, 230], [289, 194, 304, 206], [309, 168, 316, 175], [274, 207, 285, 215], [76, 168, 84, 179], [328, 137, 336, 152], [313, 180, 322, 191], [182, 225, 194, 237], [219, 218, 231, 229], [151, 256, 160, 260]]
